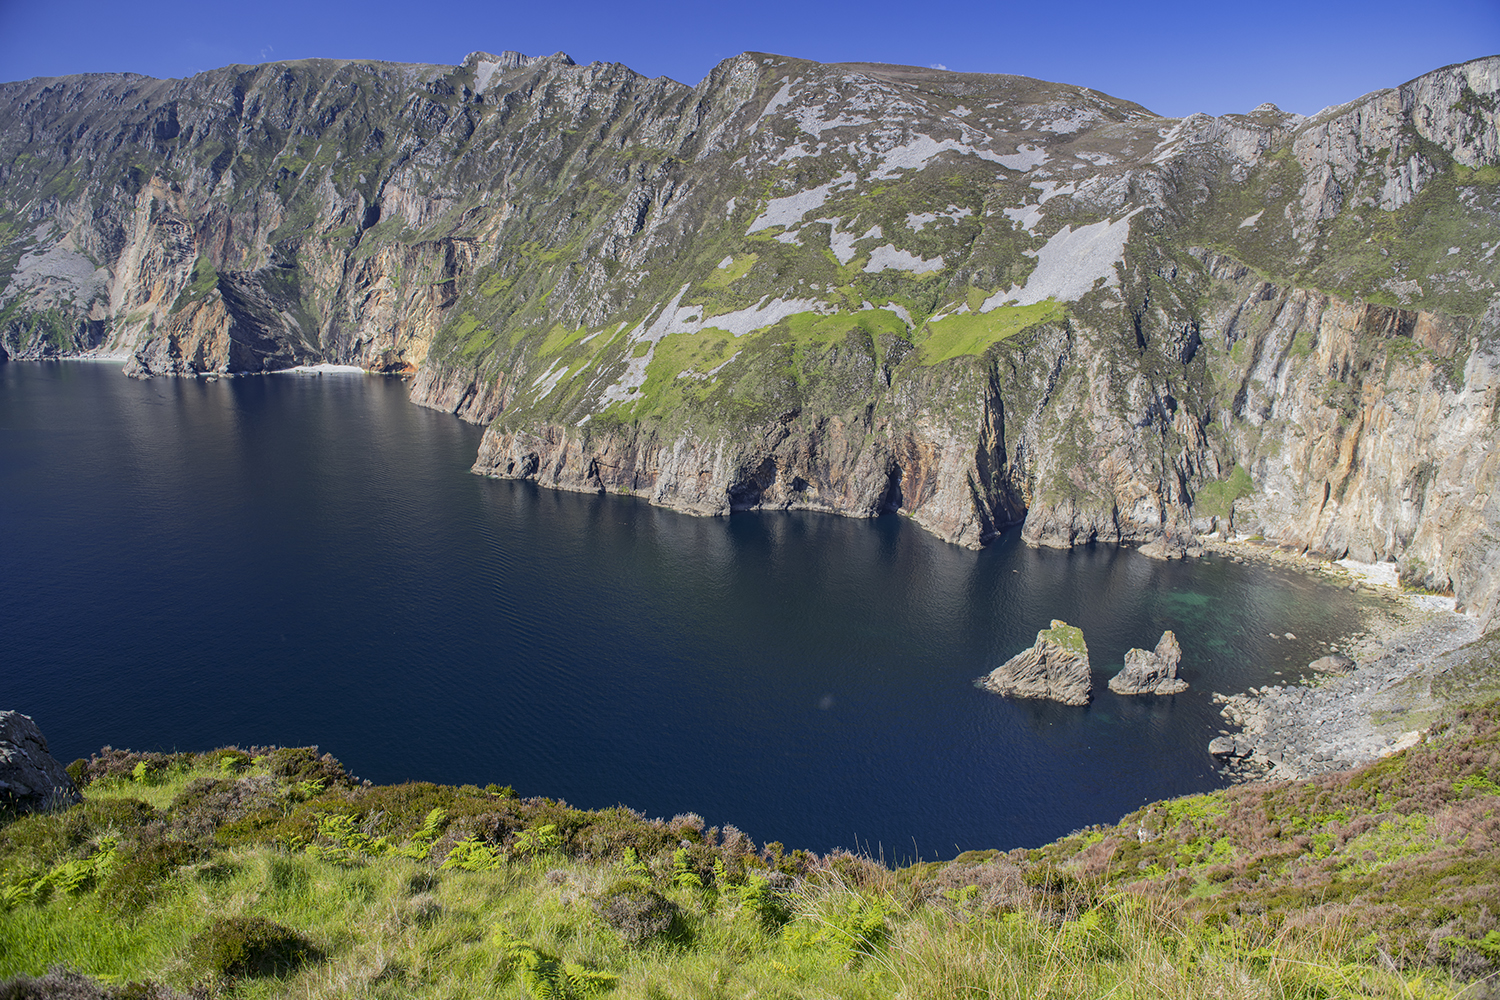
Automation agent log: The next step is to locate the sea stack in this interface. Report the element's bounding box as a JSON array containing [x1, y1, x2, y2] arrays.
[[980, 620, 1093, 706], [1108, 631, 1188, 695]]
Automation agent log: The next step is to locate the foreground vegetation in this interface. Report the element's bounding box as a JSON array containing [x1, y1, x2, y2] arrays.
[[3, 702, 1499, 999]]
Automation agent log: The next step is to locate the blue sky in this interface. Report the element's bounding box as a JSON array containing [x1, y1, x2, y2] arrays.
[[0, 0, 1495, 118]]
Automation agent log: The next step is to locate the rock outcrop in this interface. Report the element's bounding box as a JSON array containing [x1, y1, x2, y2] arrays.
[[980, 620, 1093, 706], [1308, 653, 1356, 674], [0, 711, 81, 815], [1, 51, 1496, 621], [1108, 631, 1188, 695]]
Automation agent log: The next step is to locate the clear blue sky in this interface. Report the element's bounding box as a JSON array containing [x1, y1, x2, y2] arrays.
[[0, 0, 1495, 118]]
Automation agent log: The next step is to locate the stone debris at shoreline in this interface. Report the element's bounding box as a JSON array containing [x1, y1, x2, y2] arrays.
[[1209, 604, 1482, 782]]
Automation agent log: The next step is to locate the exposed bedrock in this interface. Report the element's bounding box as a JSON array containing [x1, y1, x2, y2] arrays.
[[1109, 630, 1188, 695], [979, 620, 1093, 706], [0, 711, 82, 816], [1, 50, 1496, 623]]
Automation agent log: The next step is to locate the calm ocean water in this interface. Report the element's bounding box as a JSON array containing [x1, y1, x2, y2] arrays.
[[1, 361, 1369, 859]]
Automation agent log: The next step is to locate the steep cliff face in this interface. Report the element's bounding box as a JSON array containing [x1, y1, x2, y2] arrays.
[[1194, 256, 1500, 618], [1, 51, 1496, 617]]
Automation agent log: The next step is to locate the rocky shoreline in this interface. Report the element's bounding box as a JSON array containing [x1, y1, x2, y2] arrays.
[[1198, 539, 1486, 782]]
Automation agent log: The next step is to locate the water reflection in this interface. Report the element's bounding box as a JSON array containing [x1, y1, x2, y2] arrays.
[[1, 361, 1376, 860]]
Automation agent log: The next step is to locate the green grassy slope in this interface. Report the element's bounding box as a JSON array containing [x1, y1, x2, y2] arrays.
[[4, 693, 1499, 999]]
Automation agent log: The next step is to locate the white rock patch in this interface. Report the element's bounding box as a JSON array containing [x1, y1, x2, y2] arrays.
[[598, 286, 697, 406], [996, 144, 1049, 172], [530, 359, 570, 399], [860, 300, 914, 327], [10, 242, 109, 300], [747, 172, 857, 232], [864, 245, 944, 274], [982, 209, 1141, 309], [762, 79, 795, 117], [1003, 204, 1045, 233], [794, 105, 875, 137], [701, 295, 833, 336], [822, 220, 861, 265], [1038, 110, 1099, 133], [906, 206, 973, 230], [1239, 210, 1265, 229], [870, 135, 1009, 180], [1033, 181, 1076, 204], [1336, 558, 1401, 590]]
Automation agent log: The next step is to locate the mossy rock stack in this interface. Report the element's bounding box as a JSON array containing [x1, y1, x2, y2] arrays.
[[980, 620, 1092, 706]]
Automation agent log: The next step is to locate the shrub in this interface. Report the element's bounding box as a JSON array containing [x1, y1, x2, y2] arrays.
[[0, 967, 189, 999], [65, 760, 90, 790], [1195, 465, 1254, 519], [99, 840, 202, 915], [75, 749, 191, 786], [591, 878, 680, 944], [257, 748, 351, 788], [188, 916, 321, 978], [168, 776, 279, 840]]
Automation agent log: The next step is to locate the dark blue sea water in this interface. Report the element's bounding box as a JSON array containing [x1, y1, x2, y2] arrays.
[[1, 361, 1368, 859]]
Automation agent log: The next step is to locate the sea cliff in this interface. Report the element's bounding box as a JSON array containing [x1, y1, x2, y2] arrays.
[[2, 51, 1497, 619]]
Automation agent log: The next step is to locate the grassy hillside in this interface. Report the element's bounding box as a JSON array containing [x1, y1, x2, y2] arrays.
[[3, 701, 1499, 999]]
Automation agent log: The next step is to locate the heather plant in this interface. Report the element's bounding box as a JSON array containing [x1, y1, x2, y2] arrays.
[[188, 916, 320, 979], [97, 840, 200, 915]]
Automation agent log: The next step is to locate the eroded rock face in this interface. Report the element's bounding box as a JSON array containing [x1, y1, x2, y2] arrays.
[[980, 620, 1092, 706], [1108, 631, 1188, 695], [2, 52, 1497, 616], [0, 711, 82, 815]]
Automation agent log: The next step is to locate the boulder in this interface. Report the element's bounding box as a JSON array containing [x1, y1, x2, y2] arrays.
[[1308, 653, 1356, 674], [1208, 735, 1253, 758], [0, 711, 82, 815], [1108, 630, 1189, 695], [979, 620, 1092, 706], [1137, 539, 1186, 560]]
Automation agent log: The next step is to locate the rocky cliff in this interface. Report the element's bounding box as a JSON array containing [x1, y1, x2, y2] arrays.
[[2, 51, 1497, 618]]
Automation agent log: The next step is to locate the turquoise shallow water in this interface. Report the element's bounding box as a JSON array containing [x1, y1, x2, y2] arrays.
[[0, 360, 1369, 859]]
